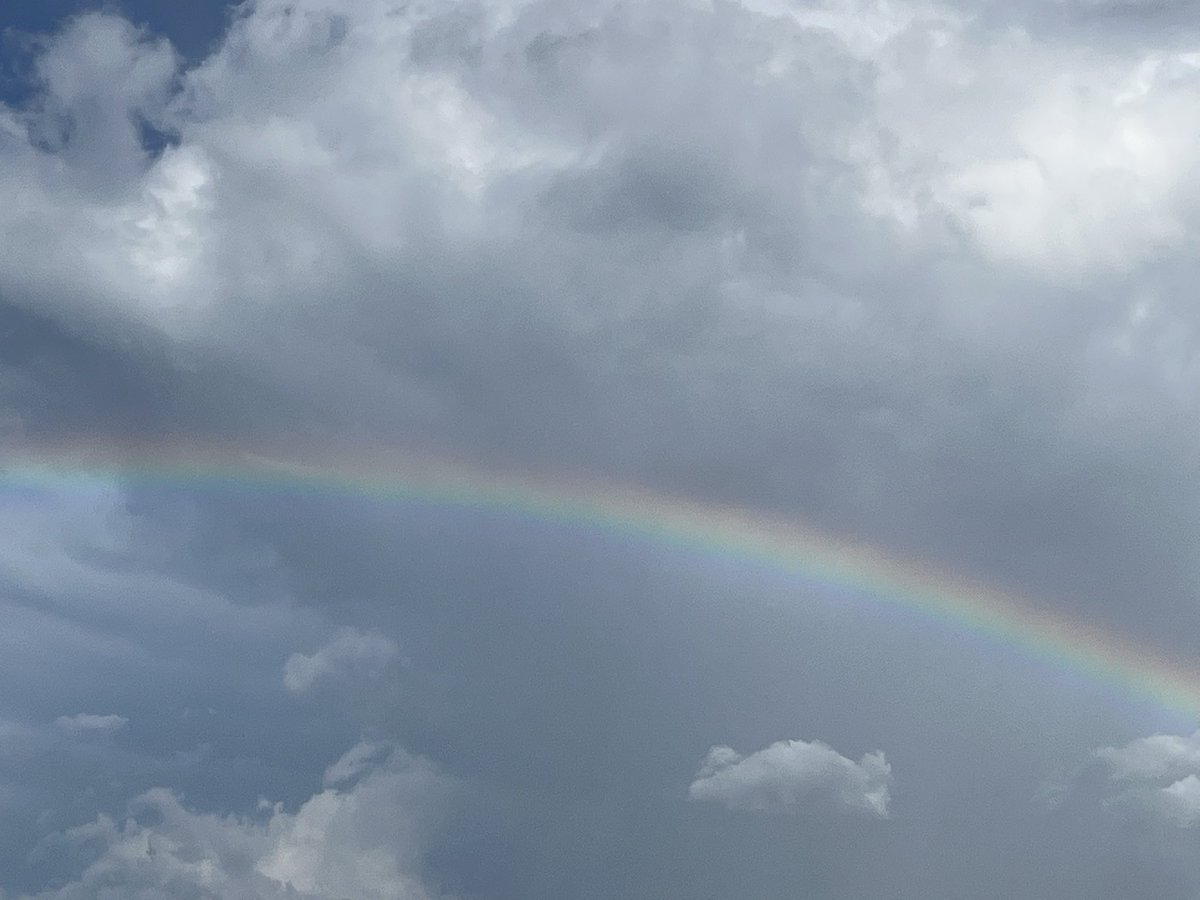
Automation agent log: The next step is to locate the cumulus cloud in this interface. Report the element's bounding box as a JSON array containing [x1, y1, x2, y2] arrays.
[[283, 627, 403, 695], [52, 713, 128, 739], [1089, 731, 1200, 827], [3, 0, 1200, 609], [2, 0, 1196, 653], [0, 13, 195, 331], [16, 741, 453, 900], [1094, 730, 1200, 781], [23, 12, 178, 187], [688, 738, 893, 818], [5, 0, 1200, 895], [1152, 774, 1200, 827]]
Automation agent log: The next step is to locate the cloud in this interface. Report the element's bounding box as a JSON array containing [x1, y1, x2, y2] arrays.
[[16, 741, 453, 900], [1088, 731, 1200, 828], [1153, 774, 1200, 827], [283, 627, 403, 695], [323, 740, 394, 787], [688, 738, 893, 818], [4, 0, 1200, 600], [0, 13, 194, 334], [1, 0, 1194, 663], [4, 0, 1200, 896], [1101, 773, 1200, 829], [52, 713, 128, 739], [1094, 730, 1200, 781], [24, 12, 178, 188]]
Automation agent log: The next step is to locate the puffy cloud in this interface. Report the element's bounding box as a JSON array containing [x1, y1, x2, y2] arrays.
[[1098, 773, 1200, 829], [283, 627, 403, 695], [3, 0, 1200, 591], [23, 12, 178, 188], [52, 714, 128, 739], [5, 0, 1200, 896], [1153, 774, 1200, 827], [15, 741, 453, 900], [2, 0, 1197, 654], [0, 13, 195, 333], [1088, 731, 1200, 828], [1094, 730, 1200, 781], [688, 738, 893, 818], [913, 40, 1200, 276]]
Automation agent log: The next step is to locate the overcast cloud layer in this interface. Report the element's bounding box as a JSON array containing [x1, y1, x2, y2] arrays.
[[2, 0, 1200, 896]]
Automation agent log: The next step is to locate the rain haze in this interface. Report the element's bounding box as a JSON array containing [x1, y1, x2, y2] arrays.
[[2, 0, 1200, 897]]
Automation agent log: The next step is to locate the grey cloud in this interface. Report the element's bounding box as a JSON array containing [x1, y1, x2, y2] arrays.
[[22, 13, 178, 194], [1149, 775, 1200, 827], [4, 0, 1200, 897], [688, 738, 892, 818], [283, 627, 403, 695], [1095, 730, 1200, 781], [1098, 774, 1200, 829], [323, 740, 394, 787], [7, 1, 1200, 601], [0, 473, 372, 888], [141, 0, 1196, 658], [16, 741, 454, 900]]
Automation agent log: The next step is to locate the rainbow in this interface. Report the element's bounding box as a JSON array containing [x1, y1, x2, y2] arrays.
[[5, 443, 1199, 719]]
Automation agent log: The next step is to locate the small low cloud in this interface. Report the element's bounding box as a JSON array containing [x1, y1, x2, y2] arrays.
[[283, 627, 402, 695], [53, 713, 129, 739], [688, 738, 893, 818], [1152, 775, 1200, 827], [1091, 731, 1200, 827], [1094, 730, 1200, 782]]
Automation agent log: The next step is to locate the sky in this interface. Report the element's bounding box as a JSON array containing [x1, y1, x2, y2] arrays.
[[2, 0, 1200, 896]]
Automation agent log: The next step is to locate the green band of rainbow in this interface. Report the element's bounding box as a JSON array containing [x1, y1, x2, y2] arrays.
[[5, 445, 1198, 719]]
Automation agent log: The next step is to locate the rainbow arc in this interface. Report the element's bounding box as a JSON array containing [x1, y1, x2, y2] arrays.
[[6, 444, 1198, 718]]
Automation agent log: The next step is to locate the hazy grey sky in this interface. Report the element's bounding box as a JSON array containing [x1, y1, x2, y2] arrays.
[[2, 0, 1200, 897]]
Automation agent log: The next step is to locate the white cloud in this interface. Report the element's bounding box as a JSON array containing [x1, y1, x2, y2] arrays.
[[283, 627, 402, 695], [27, 12, 178, 182], [1089, 731, 1200, 828], [687, 737, 893, 818], [1153, 774, 1200, 827], [0, 13, 192, 331], [53, 713, 128, 739], [6, 0, 1200, 498], [18, 741, 453, 900], [1094, 729, 1200, 781], [928, 51, 1200, 276]]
